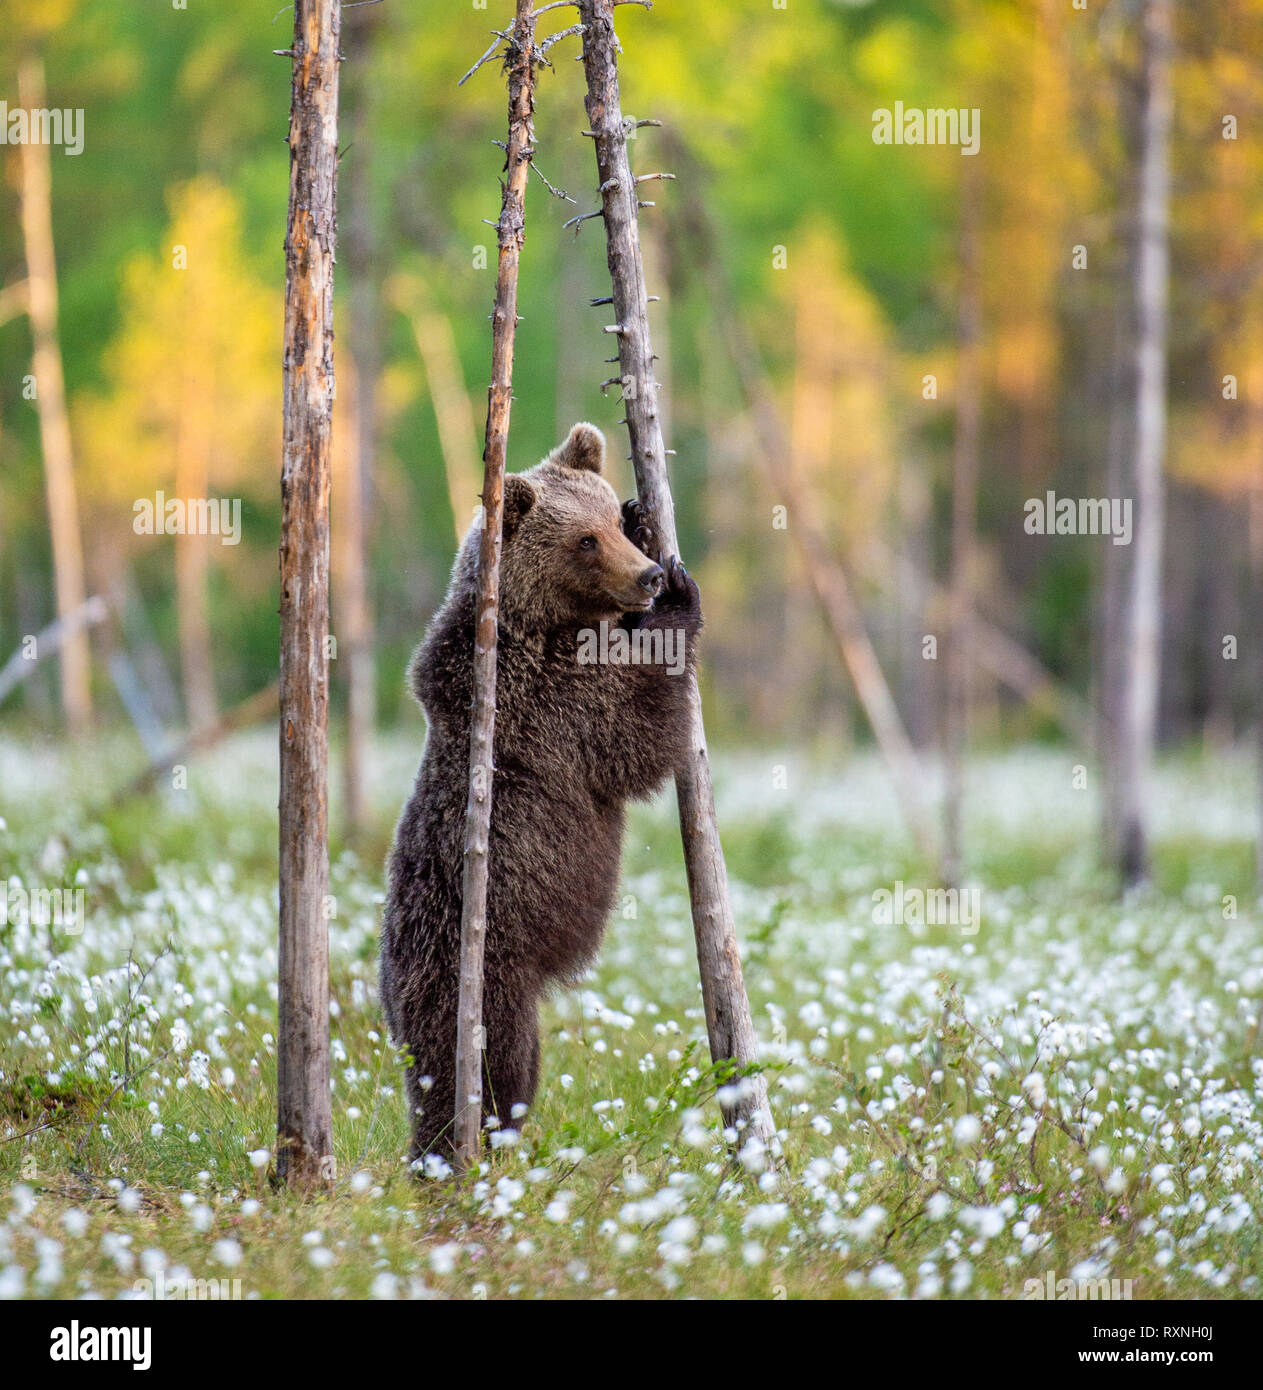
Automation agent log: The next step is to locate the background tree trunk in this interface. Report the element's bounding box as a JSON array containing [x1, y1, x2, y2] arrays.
[[338, 2, 383, 841], [943, 160, 984, 887], [332, 354, 374, 840], [1115, 0, 1172, 888], [277, 0, 340, 1189], [18, 55, 92, 737], [392, 281, 482, 544], [454, 0, 537, 1171], [579, 0, 776, 1153]]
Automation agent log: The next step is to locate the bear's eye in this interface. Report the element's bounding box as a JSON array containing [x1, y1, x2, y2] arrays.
[[578, 535, 598, 552]]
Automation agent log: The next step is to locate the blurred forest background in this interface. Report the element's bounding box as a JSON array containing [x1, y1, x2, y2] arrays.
[[2, 0, 1262, 878]]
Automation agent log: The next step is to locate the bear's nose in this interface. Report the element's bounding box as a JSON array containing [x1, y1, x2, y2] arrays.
[[638, 563, 664, 597]]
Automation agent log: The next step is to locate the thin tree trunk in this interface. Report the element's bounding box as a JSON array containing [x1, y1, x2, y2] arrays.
[[1099, 286, 1133, 861], [896, 452, 934, 747], [332, 355, 374, 839], [943, 160, 984, 888], [0, 595, 110, 707], [1115, 0, 1172, 887], [392, 285, 482, 543], [277, 0, 340, 1189], [340, 5, 382, 840], [18, 55, 92, 736], [454, 0, 537, 1171], [579, 0, 776, 1153]]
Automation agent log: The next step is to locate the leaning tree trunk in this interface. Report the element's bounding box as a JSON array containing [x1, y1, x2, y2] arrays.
[[395, 285, 482, 544], [277, 0, 340, 1189], [1115, 0, 1172, 888], [18, 55, 92, 737], [943, 159, 983, 889], [578, 0, 776, 1153], [454, 0, 538, 1171]]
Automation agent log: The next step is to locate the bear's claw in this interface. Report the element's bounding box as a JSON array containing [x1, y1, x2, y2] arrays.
[[654, 554, 701, 622], [621, 498, 659, 561]]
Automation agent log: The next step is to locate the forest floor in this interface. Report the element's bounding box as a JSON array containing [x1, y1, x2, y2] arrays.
[[1, 730, 1260, 1300]]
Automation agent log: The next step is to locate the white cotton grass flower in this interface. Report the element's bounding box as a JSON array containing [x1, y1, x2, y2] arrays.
[[308, 1246, 335, 1269], [247, 1149, 271, 1170], [212, 1239, 242, 1267], [60, 1209, 89, 1238], [953, 1114, 982, 1146]]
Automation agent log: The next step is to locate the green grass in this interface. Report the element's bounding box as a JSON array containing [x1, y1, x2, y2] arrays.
[[1, 733, 1261, 1300]]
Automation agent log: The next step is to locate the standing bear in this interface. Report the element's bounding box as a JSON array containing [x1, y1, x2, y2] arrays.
[[380, 422, 702, 1160]]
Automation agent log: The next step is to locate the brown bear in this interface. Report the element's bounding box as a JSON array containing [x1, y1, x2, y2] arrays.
[[379, 422, 702, 1161]]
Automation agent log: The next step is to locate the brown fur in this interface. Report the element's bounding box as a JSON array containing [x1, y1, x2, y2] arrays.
[[379, 423, 701, 1160]]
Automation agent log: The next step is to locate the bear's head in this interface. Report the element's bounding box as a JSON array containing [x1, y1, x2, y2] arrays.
[[488, 422, 664, 631]]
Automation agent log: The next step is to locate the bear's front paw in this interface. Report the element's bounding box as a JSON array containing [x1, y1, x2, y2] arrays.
[[621, 498, 660, 563], [651, 555, 702, 627]]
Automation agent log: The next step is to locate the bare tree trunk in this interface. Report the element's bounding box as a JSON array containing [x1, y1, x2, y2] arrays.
[[18, 55, 92, 736], [896, 451, 934, 747], [1099, 287, 1133, 862], [392, 283, 483, 543], [339, 5, 382, 840], [277, 0, 340, 1189], [1115, 0, 1172, 888], [579, 0, 776, 1152], [332, 355, 374, 839], [0, 595, 110, 707], [454, 0, 537, 1171], [943, 160, 984, 888]]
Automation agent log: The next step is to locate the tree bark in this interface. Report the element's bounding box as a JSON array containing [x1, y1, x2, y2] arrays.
[[18, 55, 92, 737], [277, 0, 340, 1189], [943, 160, 984, 888], [1115, 0, 1172, 888], [578, 0, 776, 1152], [454, 0, 537, 1171]]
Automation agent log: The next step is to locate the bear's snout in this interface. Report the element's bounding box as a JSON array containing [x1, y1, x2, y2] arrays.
[[638, 563, 665, 598]]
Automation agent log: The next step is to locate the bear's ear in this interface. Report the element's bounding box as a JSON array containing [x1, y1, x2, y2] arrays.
[[501, 474, 536, 541], [552, 421, 605, 474]]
